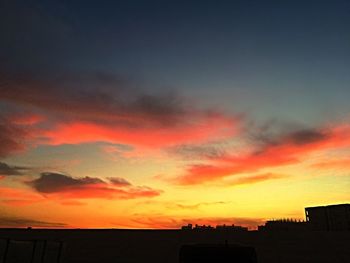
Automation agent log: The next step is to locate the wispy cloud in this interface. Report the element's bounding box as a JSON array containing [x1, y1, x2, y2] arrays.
[[137, 200, 230, 210], [167, 143, 227, 160], [174, 124, 350, 185], [172, 201, 229, 210], [227, 173, 287, 186], [0, 216, 67, 228], [311, 158, 350, 170]]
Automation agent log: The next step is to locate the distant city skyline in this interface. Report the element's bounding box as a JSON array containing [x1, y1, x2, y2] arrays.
[[0, 1, 349, 229]]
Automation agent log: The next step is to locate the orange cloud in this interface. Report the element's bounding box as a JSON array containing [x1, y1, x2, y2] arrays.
[[0, 187, 45, 206], [176, 125, 350, 184], [228, 173, 287, 186], [311, 158, 350, 170], [40, 114, 235, 148]]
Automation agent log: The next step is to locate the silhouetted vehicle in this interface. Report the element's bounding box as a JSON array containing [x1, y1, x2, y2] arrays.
[[179, 243, 257, 263]]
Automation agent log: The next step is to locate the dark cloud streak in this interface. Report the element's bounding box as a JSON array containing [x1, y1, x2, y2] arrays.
[[0, 162, 29, 176], [0, 216, 67, 228], [286, 129, 328, 145], [27, 172, 162, 200], [168, 144, 226, 160], [108, 177, 132, 186], [28, 172, 105, 193], [0, 72, 191, 128]]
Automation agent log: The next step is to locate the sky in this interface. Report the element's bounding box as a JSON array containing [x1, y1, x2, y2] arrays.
[[0, 0, 349, 229]]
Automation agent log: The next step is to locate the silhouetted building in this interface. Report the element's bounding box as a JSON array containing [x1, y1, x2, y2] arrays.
[[258, 219, 309, 232], [181, 224, 193, 230], [216, 224, 248, 231], [181, 224, 248, 231], [193, 224, 214, 230], [181, 224, 214, 230], [305, 204, 350, 231]]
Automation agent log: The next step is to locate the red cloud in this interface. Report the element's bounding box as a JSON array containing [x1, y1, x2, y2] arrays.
[[0, 111, 46, 158], [0, 115, 30, 158], [10, 113, 45, 125], [176, 125, 350, 184], [41, 114, 235, 148], [0, 72, 238, 149]]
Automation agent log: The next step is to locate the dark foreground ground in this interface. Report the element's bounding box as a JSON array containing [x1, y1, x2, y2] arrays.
[[0, 229, 349, 263]]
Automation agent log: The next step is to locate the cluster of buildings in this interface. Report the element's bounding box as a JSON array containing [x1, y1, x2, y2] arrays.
[[181, 204, 350, 232], [258, 219, 309, 232], [181, 224, 248, 231], [259, 203, 350, 232]]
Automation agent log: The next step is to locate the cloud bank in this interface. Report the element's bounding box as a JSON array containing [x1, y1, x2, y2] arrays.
[[0, 71, 238, 151]]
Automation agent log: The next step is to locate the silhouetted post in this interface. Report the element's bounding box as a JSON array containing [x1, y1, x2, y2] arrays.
[[2, 239, 10, 263], [30, 240, 37, 263], [41, 240, 47, 263], [56, 241, 63, 263]]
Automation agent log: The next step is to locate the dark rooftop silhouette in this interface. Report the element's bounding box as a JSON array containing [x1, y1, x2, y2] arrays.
[[306, 203, 350, 231], [0, 204, 349, 263]]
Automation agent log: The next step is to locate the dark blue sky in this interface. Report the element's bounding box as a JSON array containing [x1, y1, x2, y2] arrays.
[[2, 0, 350, 123]]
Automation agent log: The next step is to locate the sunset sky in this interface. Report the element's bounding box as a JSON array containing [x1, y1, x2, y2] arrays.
[[0, 0, 349, 229]]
